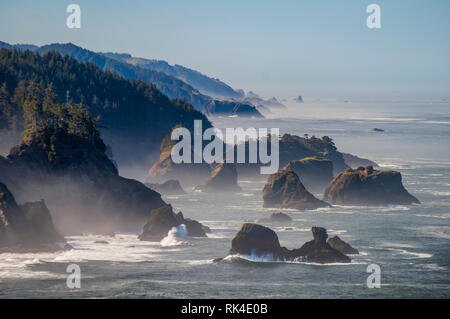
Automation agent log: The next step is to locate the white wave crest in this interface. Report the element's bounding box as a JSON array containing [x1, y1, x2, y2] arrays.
[[160, 224, 191, 247]]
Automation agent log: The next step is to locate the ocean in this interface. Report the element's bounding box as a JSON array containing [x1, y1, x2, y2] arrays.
[[1, 98, 449, 298]]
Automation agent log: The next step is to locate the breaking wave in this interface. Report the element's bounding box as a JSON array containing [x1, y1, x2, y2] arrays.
[[160, 224, 191, 247]]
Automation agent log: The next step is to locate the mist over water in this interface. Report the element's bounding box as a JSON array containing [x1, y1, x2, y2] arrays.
[[1, 99, 449, 298]]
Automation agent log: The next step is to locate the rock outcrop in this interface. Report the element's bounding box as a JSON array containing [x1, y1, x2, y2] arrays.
[[236, 134, 350, 178], [228, 224, 351, 263], [327, 236, 359, 254], [289, 227, 351, 263], [263, 170, 329, 210], [0, 183, 65, 252], [196, 162, 241, 192], [324, 166, 420, 206], [146, 180, 186, 195], [139, 204, 208, 241], [283, 157, 333, 193], [0, 128, 166, 234], [229, 223, 285, 258]]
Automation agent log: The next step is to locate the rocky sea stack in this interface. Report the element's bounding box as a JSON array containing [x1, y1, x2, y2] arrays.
[[263, 170, 329, 210], [196, 162, 241, 193], [0, 116, 166, 234], [327, 236, 359, 254], [0, 183, 65, 253], [283, 156, 333, 193], [324, 166, 420, 206], [228, 224, 351, 263], [139, 204, 209, 241]]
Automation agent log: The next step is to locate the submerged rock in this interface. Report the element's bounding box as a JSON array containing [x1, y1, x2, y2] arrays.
[[257, 212, 292, 223], [327, 236, 359, 254], [263, 169, 329, 210], [324, 166, 420, 206], [228, 224, 351, 263], [196, 162, 241, 193], [283, 156, 333, 193], [146, 179, 186, 195], [0, 183, 65, 253], [139, 205, 208, 241]]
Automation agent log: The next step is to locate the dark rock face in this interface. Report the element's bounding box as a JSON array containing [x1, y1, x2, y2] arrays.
[[0, 130, 166, 234], [324, 166, 420, 206], [283, 157, 333, 193], [0, 183, 64, 253], [327, 236, 359, 254], [146, 180, 186, 195], [176, 212, 211, 236], [196, 162, 241, 193], [204, 99, 263, 118], [289, 227, 351, 263], [229, 223, 285, 258], [263, 170, 329, 210], [139, 205, 208, 241], [228, 224, 351, 263]]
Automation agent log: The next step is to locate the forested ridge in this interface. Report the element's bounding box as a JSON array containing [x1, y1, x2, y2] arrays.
[[0, 48, 211, 164]]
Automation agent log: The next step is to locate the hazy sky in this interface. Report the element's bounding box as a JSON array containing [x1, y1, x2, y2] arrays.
[[1, 0, 449, 98]]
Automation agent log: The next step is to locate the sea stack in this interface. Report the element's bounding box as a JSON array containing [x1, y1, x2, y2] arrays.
[[324, 166, 420, 206], [0, 183, 65, 253], [263, 169, 329, 210], [139, 204, 208, 241], [228, 224, 352, 263]]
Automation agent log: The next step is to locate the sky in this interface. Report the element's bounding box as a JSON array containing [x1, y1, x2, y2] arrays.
[[1, 0, 449, 99]]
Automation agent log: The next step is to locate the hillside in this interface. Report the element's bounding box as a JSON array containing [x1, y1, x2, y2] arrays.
[[0, 48, 211, 168], [102, 52, 244, 99], [0, 41, 261, 117]]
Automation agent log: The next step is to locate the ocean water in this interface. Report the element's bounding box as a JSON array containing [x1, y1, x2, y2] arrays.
[[0, 99, 449, 298]]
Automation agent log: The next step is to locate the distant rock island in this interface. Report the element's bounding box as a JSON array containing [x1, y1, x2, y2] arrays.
[[295, 96, 304, 103], [324, 166, 420, 206]]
